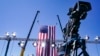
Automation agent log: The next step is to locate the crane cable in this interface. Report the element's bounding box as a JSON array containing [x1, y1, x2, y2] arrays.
[[0, 40, 6, 56], [9, 40, 15, 56], [95, 43, 100, 56], [86, 44, 90, 55]]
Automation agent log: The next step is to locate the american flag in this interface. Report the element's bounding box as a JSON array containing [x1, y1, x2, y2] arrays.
[[36, 25, 57, 56]]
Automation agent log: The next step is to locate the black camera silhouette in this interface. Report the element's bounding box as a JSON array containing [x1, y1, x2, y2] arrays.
[[67, 1, 92, 20]]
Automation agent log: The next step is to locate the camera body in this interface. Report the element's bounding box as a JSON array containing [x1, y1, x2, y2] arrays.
[[63, 1, 92, 39], [67, 1, 92, 20]]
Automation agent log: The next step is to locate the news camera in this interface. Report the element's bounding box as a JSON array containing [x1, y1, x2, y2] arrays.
[[67, 1, 92, 20], [58, 1, 92, 56]]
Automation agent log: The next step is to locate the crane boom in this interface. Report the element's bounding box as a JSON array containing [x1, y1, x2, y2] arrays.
[[20, 11, 40, 56]]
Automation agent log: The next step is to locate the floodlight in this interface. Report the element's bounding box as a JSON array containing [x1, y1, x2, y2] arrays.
[[51, 44, 55, 47], [18, 41, 25, 47], [5, 32, 10, 37], [95, 36, 100, 41], [84, 35, 89, 40], [28, 54, 34, 56], [32, 42, 37, 47], [12, 32, 16, 37], [51, 43, 56, 47], [41, 42, 45, 47], [20, 43, 24, 47]]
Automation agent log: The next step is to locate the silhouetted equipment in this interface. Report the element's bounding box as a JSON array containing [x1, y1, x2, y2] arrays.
[[57, 15, 66, 39], [63, 1, 92, 39], [20, 11, 40, 56], [4, 37, 11, 56], [57, 1, 92, 56], [67, 1, 92, 20]]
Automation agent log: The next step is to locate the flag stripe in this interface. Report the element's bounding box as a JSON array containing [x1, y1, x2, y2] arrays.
[[52, 26, 53, 56], [47, 26, 51, 56], [53, 26, 55, 56], [44, 33, 47, 56], [41, 33, 44, 56], [36, 26, 57, 56]]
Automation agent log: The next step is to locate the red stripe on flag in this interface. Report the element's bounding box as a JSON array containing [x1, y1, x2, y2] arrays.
[[47, 26, 51, 56], [37, 32, 46, 56], [49, 26, 56, 56], [44, 33, 48, 56], [39, 33, 41, 56], [36, 26, 56, 56], [41, 33, 45, 56], [51, 26, 53, 56], [40, 33, 44, 56], [53, 26, 56, 56], [36, 33, 41, 56]]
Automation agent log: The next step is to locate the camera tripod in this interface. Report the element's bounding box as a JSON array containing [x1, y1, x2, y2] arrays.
[[57, 1, 92, 56], [64, 37, 89, 56]]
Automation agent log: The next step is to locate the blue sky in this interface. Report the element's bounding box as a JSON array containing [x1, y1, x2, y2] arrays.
[[0, 0, 100, 56]]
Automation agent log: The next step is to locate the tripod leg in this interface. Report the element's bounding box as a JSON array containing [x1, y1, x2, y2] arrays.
[[82, 49, 89, 56], [75, 49, 78, 56], [78, 51, 83, 56], [80, 39, 89, 56]]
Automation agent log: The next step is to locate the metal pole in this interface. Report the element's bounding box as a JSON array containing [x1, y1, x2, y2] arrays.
[[57, 15, 69, 56], [4, 37, 11, 56], [57, 15, 63, 33], [57, 15, 65, 39], [20, 11, 40, 56], [75, 49, 77, 56]]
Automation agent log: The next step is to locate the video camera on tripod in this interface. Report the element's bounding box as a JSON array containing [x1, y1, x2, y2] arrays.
[[63, 1, 92, 40], [58, 1, 92, 56]]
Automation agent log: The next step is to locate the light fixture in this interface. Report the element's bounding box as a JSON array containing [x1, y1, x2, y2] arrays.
[[84, 35, 89, 40], [51, 43, 56, 47], [32, 42, 37, 47], [51, 44, 55, 47], [5, 32, 10, 37], [18, 41, 25, 47], [28, 54, 34, 56], [5, 32, 16, 38], [41, 42, 45, 47], [51, 44, 56, 47], [95, 36, 100, 41], [12, 32, 16, 37]]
